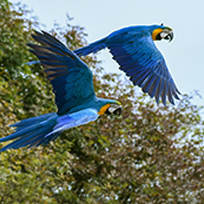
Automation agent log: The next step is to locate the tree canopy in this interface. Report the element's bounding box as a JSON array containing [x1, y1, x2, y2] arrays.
[[0, 1, 204, 203]]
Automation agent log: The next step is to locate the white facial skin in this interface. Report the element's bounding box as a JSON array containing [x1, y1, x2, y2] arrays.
[[160, 29, 173, 42], [108, 104, 122, 114]]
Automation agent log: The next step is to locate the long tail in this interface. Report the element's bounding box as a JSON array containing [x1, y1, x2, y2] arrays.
[[74, 37, 108, 57], [0, 113, 59, 151]]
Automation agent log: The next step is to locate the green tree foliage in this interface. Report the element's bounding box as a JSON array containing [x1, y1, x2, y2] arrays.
[[0, 1, 204, 203]]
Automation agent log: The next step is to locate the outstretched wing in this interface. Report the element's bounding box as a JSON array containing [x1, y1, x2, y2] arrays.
[[106, 30, 180, 105], [75, 28, 180, 105], [28, 31, 96, 115]]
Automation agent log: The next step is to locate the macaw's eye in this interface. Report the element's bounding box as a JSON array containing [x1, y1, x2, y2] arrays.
[[105, 104, 122, 116]]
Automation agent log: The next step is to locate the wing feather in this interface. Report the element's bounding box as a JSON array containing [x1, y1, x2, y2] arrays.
[[106, 32, 180, 105], [28, 31, 95, 115]]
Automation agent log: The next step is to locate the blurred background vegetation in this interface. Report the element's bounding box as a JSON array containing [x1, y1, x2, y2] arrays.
[[0, 0, 204, 203]]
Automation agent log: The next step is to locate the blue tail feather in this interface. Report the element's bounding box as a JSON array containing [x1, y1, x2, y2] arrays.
[[0, 113, 58, 151]]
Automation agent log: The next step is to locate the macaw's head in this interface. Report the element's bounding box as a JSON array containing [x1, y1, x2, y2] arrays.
[[97, 99, 122, 116], [105, 103, 122, 116], [150, 24, 173, 42]]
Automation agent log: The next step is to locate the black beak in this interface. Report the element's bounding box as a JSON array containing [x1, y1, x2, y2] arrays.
[[156, 30, 174, 42], [164, 31, 173, 42], [113, 107, 122, 116], [105, 107, 122, 116]]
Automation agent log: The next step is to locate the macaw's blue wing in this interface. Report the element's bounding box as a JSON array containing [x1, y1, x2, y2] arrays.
[[27, 31, 96, 115], [107, 33, 180, 105], [75, 29, 180, 105]]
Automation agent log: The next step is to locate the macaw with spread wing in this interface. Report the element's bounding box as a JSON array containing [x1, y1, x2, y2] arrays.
[[0, 31, 122, 151], [75, 24, 181, 105], [26, 24, 180, 105]]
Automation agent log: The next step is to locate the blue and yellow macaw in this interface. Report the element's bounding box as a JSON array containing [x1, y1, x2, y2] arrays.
[[26, 24, 180, 105], [0, 31, 122, 151], [75, 24, 181, 105]]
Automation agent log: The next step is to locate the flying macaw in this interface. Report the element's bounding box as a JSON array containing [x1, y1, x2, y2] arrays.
[[0, 31, 122, 151], [28, 24, 180, 105], [75, 24, 181, 105]]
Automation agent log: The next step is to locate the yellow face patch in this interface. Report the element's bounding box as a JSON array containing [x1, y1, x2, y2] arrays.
[[152, 28, 163, 41], [98, 104, 111, 115]]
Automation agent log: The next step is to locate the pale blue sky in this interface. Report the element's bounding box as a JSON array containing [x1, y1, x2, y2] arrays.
[[11, 0, 204, 107]]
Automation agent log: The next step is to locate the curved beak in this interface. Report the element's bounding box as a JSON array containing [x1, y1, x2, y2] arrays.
[[113, 106, 122, 116], [161, 29, 174, 42], [105, 105, 122, 116]]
